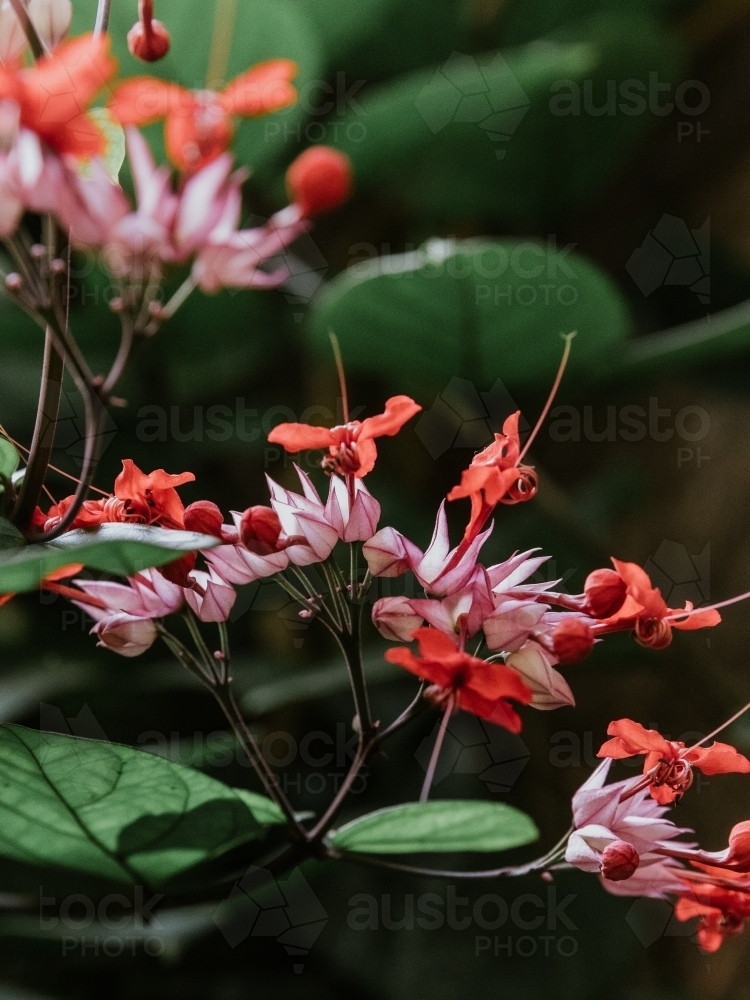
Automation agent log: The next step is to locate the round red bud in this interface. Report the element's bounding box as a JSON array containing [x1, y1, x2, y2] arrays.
[[159, 551, 196, 588], [127, 17, 171, 62], [183, 500, 224, 538], [286, 146, 353, 216], [552, 618, 595, 665], [240, 506, 283, 555], [584, 568, 627, 619], [600, 840, 639, 881]]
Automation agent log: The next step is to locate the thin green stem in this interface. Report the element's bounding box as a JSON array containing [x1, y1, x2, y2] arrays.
[[419, 698, 454, 803]]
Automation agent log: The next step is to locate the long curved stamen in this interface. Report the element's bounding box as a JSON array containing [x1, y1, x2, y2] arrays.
[[329, 331, 349, 424], [664, 588, 750, 624], [517, 331, 576, 464], [684, 698, 750, 752]]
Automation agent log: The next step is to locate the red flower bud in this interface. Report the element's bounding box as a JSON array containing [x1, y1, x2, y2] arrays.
[[585, 568, 627, 618], [127, 0, 170, 62], [286, 146, 352, 216], [184, 500, 224, 538], [600, 840, 639, 881], [552, 618, 595, 665], [159, 552, 196, 587], [240, 506, 283, 555]]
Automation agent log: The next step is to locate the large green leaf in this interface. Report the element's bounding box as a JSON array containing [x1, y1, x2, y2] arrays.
[[309, 238, 631, 393], [0, 525, 219, 595], [313, 17, 683, 220], [328, 800, 539, 854], [0, 725, 283, 887], [0, 438, 18, 481]]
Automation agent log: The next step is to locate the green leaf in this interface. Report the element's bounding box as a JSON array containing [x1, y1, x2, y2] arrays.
[[0, 524, 219, 595], [0, 438, 19, 480], [328, 800, 539, 854], [0, 724, 283, 887], [0, 518, 24, 551], [232, 788, 286, 826], [85, 108, 126, 182], [309, 238, 631, 393]]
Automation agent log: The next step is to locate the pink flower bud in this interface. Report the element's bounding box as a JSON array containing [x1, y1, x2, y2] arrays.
[[28, 0, 72, 50], [372, 596, 424, 642], [286, 146, 352, 216], [600, 840, 639, 881], [127, 0, 170, 62], [585, 568, 627, 618], [93, 613, 158, 658], [552, 618, 595, 665]]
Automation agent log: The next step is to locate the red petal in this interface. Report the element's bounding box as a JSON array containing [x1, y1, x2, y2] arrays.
[[688, 741, 750, 775], [412, 626, 460, 662], [354, 437, 377, 477], [267, 422, 336, 452], [220, 59, 297, 118], [598, 718, 672, 758], [672, 608, 721, 630], [109, 77, 188, 126], [358, 396, 421, 441], [384, 646, 452, 688], [21, 34, 116, 146], [611, 558, 667, 618]]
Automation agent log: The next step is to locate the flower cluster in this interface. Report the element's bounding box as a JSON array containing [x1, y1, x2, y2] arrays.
[[565, 721, 750, 954], [0, 15, 352, 330]]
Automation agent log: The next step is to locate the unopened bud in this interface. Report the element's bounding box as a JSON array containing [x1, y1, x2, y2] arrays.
[[585, 568, 627, 618], [30, 243, 45, 259], [184, 500, 224, 539], [127, 0, 170, 62], [240, 505, 282, 554], [285, 146, 352, 217], [148, 300, 164, 317], [50, 258, 66, 274], [5, 273, 22, 292], [109, 296, 124, 312], [552, 617, 595, 665], [600, 840, 639, 881], [28, 0, 72, 50]]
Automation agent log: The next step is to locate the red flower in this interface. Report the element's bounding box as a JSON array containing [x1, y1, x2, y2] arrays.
[[111, 459, 195, 528], [676, 867, 750, 952], [385, 627, 532, 732], [35, 460, 195, 533], [447, 412, 538, 545], [108, 59, 297, 172], [267, 395, 421, 478], [598, 559, 721, 649], [598, 719, 750, 804], [0, 32, 116, 158], [285, 146, 352, 216]]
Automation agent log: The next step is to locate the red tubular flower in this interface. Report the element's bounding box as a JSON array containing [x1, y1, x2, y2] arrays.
[[0, 32, 116, 158], [598, 719, 750, 804], [285, 146, 352, 216], [267, 395, 421, 478], [385, 627, 532, 732], [597, 559, 721, 649], [127, 0, 170, 62], [108, 59, 297, 172], [447, 412, 538, 547]]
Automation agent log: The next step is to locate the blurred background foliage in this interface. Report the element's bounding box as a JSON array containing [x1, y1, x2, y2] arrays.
[[3, 0, 750, 996]]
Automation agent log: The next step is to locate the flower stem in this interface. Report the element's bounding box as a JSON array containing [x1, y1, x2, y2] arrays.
[[12, 328, 64, 530], [94, 0, 112, 36], [9, 0, 46, 57], [419, 697, 454, 803]]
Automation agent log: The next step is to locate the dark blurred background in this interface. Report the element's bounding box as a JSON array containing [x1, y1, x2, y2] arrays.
[[3, 0, 750, 996]]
